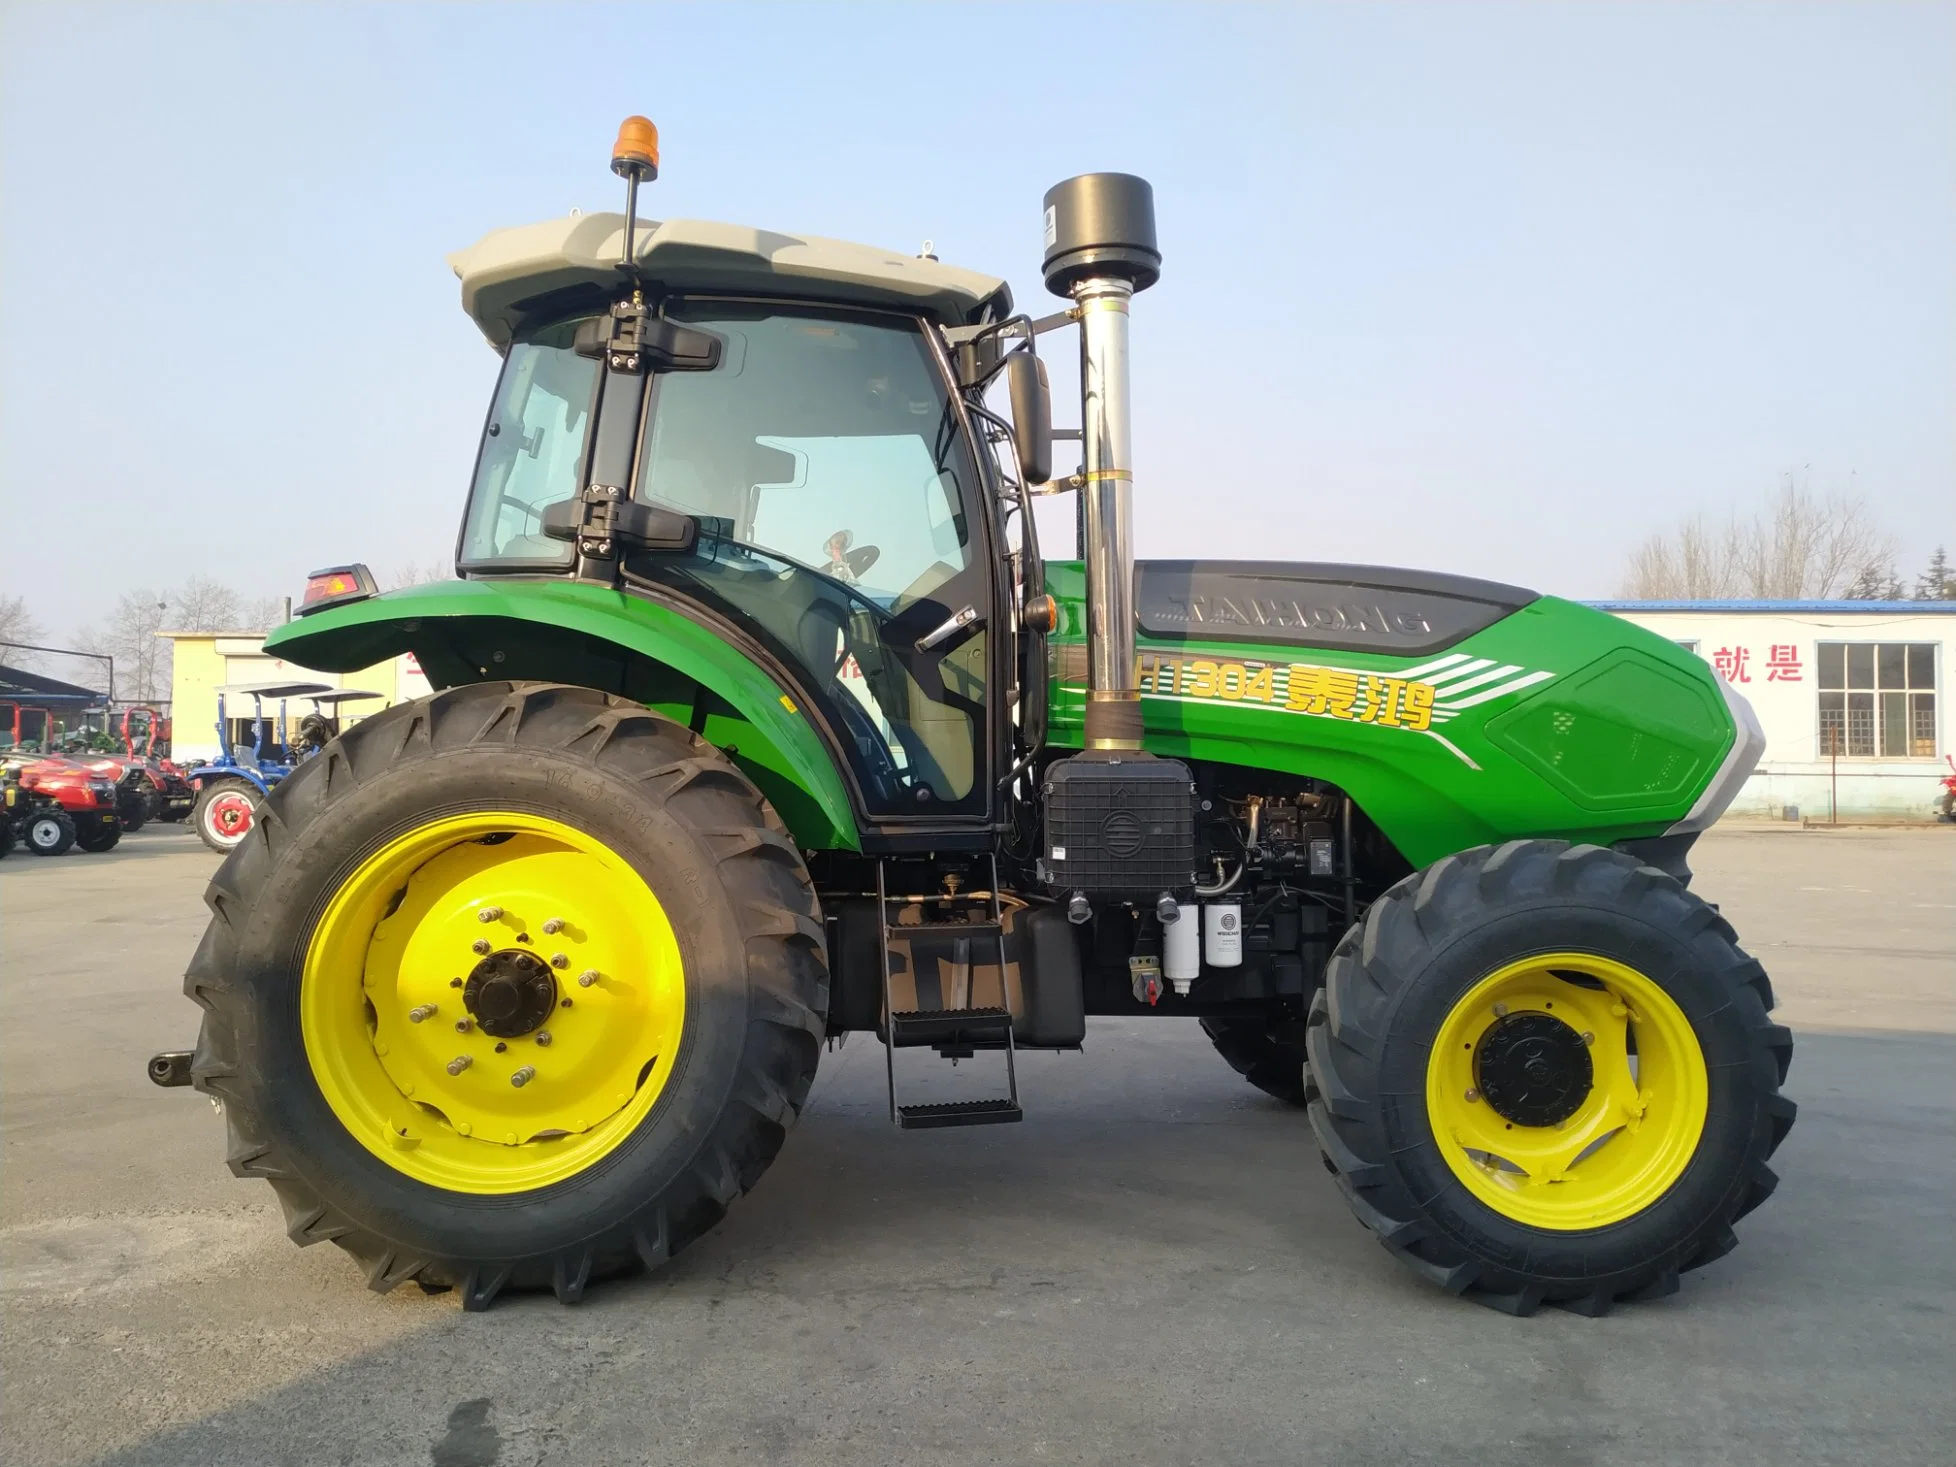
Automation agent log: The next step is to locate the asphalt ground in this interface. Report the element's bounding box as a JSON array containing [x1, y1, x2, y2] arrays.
[[2, 822, 1952, 1467]]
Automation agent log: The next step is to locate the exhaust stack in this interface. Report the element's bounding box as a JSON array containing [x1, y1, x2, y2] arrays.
[[1042, 174, 1160, 751]]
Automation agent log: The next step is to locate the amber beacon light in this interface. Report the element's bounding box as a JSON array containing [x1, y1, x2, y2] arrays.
[[611, 116, 659, 181]]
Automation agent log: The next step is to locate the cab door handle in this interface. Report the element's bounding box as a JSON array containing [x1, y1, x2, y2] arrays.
[[916, 605, 980, 653]]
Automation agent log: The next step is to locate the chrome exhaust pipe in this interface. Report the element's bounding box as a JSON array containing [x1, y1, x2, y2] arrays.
[[1042, 174, 1160, 751]]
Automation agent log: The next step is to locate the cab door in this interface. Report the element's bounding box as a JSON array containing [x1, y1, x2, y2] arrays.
[[626, 301, 998, 823]]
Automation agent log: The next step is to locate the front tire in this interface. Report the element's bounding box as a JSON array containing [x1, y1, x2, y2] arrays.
[[25, 809, 76, 856], [1307, 840, 1795, 1316], [185, 683, 827, 1309], [193, 777, 261, 852]]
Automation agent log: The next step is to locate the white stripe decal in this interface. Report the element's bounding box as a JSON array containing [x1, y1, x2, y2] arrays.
[[1423, 729, 1482, 769], [1431, 664, 1523, 700], [1396, 653, 1474, 681], [1421, 657, 1499, 686], [1437, 670, 1555, 710]]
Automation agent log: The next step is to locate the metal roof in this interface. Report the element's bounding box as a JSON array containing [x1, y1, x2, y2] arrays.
[[1588, 600, 1956, 614], [448, 213, 1013, 347]]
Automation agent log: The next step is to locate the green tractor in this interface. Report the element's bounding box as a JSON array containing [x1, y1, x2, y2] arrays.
[[150, 118, 1792, 1315]]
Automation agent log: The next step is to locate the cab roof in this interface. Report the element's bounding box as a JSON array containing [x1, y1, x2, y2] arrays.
[[448, 212, 1012, 348]]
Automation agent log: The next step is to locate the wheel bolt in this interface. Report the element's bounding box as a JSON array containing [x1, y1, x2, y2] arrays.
[[561, 998, 573, 1008], [494, 1041, 507, 1053], [450, 977, 463, 989], [1579, 1030, 1594, 1046], [577, 970, 600, 988], [1465, 1088, 1480, 1103], [542, 917, 565, 935], [455, 1018, 472, 1033], [408, 1004, 438, 1023], [472, 939, 492, 956], [550, 953, 569, 970], [510, 1066, 536, 1088], [446, 1056, 473, 1076], [1492, 1002, 1509, 1018], [535, 1031, 552, 1047], [478, 906, 503, 923]]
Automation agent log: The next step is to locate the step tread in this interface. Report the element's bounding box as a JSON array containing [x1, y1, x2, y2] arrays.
[[897, 1098, 1024, 1130]]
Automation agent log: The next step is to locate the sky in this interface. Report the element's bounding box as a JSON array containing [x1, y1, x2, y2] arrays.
[[2, 1, 1951, 645]]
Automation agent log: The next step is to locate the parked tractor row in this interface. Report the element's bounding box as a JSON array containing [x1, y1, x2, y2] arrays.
[[0, 688, 377, 858]]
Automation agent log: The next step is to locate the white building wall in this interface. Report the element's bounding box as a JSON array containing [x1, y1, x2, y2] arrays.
[[1605, 607, 1952, 821]]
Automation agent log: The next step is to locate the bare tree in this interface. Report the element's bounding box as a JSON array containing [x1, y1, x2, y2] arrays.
[[77, 589, 172, 702], [1621, 474, 1893, 600], [0, 595, 46, 668], [385, 560, 452, 589], [171, 575, 245, 632]]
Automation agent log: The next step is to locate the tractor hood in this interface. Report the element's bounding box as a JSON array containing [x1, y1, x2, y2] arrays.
[[449, 213, 1012, 348]]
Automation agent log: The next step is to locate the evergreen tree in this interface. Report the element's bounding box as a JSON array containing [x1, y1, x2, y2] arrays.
[[1915, 546, 1954, 601]]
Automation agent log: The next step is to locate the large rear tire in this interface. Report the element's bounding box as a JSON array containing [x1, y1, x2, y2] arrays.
[[1306, 840, 1794, 1316], [185, 682, 827, 1309]]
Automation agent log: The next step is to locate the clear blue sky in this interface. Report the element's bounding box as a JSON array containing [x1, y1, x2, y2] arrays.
[[2, 1, 1951, 641]]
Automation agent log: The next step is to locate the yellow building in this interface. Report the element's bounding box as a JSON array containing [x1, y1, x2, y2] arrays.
[[162, 631, 430, 764]]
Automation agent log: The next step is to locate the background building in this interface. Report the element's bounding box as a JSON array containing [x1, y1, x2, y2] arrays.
[[162, 630, 429, 764], [1594, 601, 1954, 821]]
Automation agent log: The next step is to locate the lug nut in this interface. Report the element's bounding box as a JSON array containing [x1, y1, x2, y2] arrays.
[[535, 1030, 552, 1047], [446, 1056, 473, 1076], [542, 917, 565, 935], [450, 977, 463, 989], [560, 998, 573, 1008], [494, 1042, 507, 1054], [1465, 1088, 1481, 1104], [550, 953, 569, 970], [576, 970, 600, 988], [472, 939, 492, 956], [1579, 1030, 1595, 1046], [477, 906, 503, 923], [1492, 1002, 1509, 1018], [455, 1018, 472, 1033], [510, 1066, 536, 1088], [408, 1004, 438, 1023]]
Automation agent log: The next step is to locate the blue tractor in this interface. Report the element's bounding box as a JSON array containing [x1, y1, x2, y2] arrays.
[[188, 683, 382, 852]]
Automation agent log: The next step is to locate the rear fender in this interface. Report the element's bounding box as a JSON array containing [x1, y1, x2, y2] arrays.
[[263, 579, 858, 850]]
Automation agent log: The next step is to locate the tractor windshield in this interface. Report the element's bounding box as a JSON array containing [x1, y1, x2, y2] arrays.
[[458, 318, 600, 568]]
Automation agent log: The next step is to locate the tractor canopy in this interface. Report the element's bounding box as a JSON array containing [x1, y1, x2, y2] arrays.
[[448, 212, 1012, 348]]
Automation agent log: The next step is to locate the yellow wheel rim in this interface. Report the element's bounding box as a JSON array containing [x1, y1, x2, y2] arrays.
[[1424, 953, 1707, 1230], [301, 812, 685, 1194]]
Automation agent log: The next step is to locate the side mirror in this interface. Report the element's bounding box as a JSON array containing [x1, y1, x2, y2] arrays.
[[542, 497, 699, 553], [1004, 351, 1052, 486]]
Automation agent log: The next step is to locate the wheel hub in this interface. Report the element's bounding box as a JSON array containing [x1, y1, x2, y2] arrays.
[[1474, 1011, 1593, 1127], [464, 949, 559, 1038]]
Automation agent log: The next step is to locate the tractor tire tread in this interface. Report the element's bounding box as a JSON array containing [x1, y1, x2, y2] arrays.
[[185, 681, 827, 1309], [1305, 839, 1793, 1317]]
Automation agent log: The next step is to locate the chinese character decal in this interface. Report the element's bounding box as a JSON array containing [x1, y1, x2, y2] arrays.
[[1712, 646, 1752, 684], [1765, 644, 1803, 682]]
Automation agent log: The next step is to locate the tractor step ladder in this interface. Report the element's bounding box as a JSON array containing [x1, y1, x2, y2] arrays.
[[877, 855, 1022, 1130]]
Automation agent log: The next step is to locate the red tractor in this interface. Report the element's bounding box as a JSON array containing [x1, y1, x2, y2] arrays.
[[74, 707, 195, 828], [1, 753, 121, 854]]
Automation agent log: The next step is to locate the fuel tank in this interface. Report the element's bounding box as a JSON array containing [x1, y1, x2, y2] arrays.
[[1043, 560, 1762, 869]]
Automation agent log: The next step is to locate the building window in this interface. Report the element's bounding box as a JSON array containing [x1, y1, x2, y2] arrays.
[[1817, 643, 1937, 757]]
